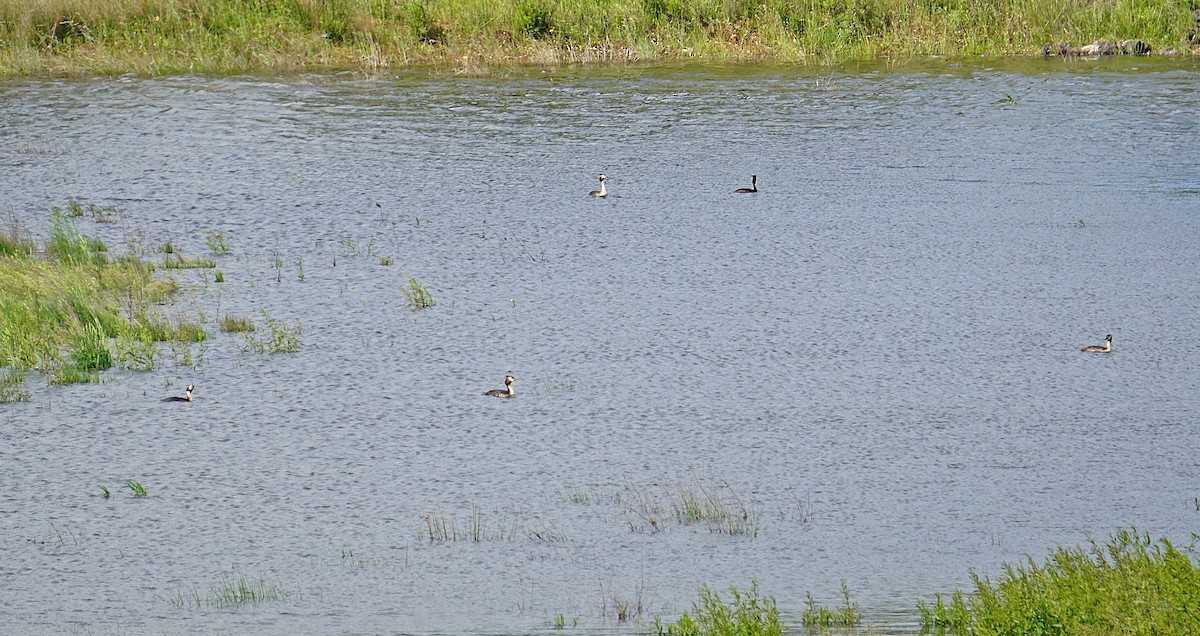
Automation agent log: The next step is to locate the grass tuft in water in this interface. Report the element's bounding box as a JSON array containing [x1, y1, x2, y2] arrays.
[[240, 309, 299, 353], [221, 313, 255, 334], [421, 502, 518, 543], [0, 208, 195, 385], [0, 369, 30, 402], [652, 580, 780, 635], [400, 276, 435, 308], [124, 479, 147, 497], [164, 569, 285, 609], [669, 480, 758, 536], [802, 579, 861, 627], [48, 209, 107, 266], [615, 480, 758, 535], [917, 590, 970, 632], [205, 230, 230, 256], [919, 528, 1200, 634], [162, 253, 216, 269]]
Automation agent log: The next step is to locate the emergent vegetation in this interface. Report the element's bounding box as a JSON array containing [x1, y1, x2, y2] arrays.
[[0, 209, 202, 386], [918, 528, 1200, 635], [802, 579, 862, 627], [400, 276, 435, 309], [240, 309, 300, 354], [1, 0, 1195, 76], [164, 569, 285, 609], [652, 581, 781, 636]]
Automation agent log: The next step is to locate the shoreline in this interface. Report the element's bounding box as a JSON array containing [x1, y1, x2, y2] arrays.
[[1, 0, 1197, 77]]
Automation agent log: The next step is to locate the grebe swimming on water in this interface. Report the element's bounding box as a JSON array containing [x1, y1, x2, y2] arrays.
[[485, 375, 515, 398], [163, 385, 193, 402], [1081, 334, 1112, 353], [734, 175, 758, 193], [589, 174, 607, 198]]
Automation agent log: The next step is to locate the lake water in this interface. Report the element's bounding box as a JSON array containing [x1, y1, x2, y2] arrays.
[[2, 57, 1199, 635]]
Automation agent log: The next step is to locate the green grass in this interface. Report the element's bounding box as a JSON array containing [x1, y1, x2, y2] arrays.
[[608, 481, 758, 535], [0, 207, 208, 385], [0, 0, 1193, 76], [240, 309, 300, 353], [420, 502, 519, 543], [400, 276, 435, 309], [652, 581, 781, 636], [802, 579, 862, 628], [220, 313, 255, 334], [0, 369, 30, 402], [205, 230, 230, 256], [918, 528, 1200, 635], [0, 231, 35, 257], [124, 479, 147, 497], [164, 569, 285, 609], [669, 480, 758, 537], [162, 253, 216, 269]]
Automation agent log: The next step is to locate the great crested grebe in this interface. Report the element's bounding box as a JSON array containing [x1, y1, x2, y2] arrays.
[[485, 375, 515, 398], [1082, 334, 1113, 353], [163, 384, 194, 402], [734, 175, 758, 193], [589, 174, 608, 198]]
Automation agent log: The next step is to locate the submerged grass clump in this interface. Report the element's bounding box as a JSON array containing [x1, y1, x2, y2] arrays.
[[652, 581, 781, 636], [240, 309, 300, 354], [420, 502, 520, 543], [220, 313, 255, 334], [205, 230, 230, 256], [164, 569, 285, 609], [919, 528, 1200, 635], [400, 276, 435, 309], [0, 209, 208, 384], [0, 369, 30, 402], [669, 481, 758, 536], [802, 579, 861, 628], [162, 253, 216, 269], [613, 480, 759, 536]]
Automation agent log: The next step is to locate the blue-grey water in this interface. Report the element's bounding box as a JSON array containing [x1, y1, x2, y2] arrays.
[[2, 57, 1199, 635]]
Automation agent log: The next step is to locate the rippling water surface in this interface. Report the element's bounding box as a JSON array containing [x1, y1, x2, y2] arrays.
[[2, 58, 1199, 635]]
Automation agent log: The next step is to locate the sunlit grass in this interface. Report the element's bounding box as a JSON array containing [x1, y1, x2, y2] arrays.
[[652, 581, 781, 635], [164, 569, 285, 609], [240, 309, 300, 353], [419, 502, 523, 543], [919, 528, 1200, 635], [0, 207, 202, 385], [162, 253, 216, 269], [802, 579, 861, 628], [0, 0, 1192, 76], [220, 313, 255, 333], [124, 479, 147, 497], [610, 480, 759, 536], [205, 230, 230, 256], [0, 369, 30, 402], [400, 276, 435, 309]]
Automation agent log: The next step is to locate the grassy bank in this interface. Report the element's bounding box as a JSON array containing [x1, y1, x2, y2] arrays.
[[1, 0, 1196, 76], [0, 208, 200, 390], [920, 528, 1200, 635]]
